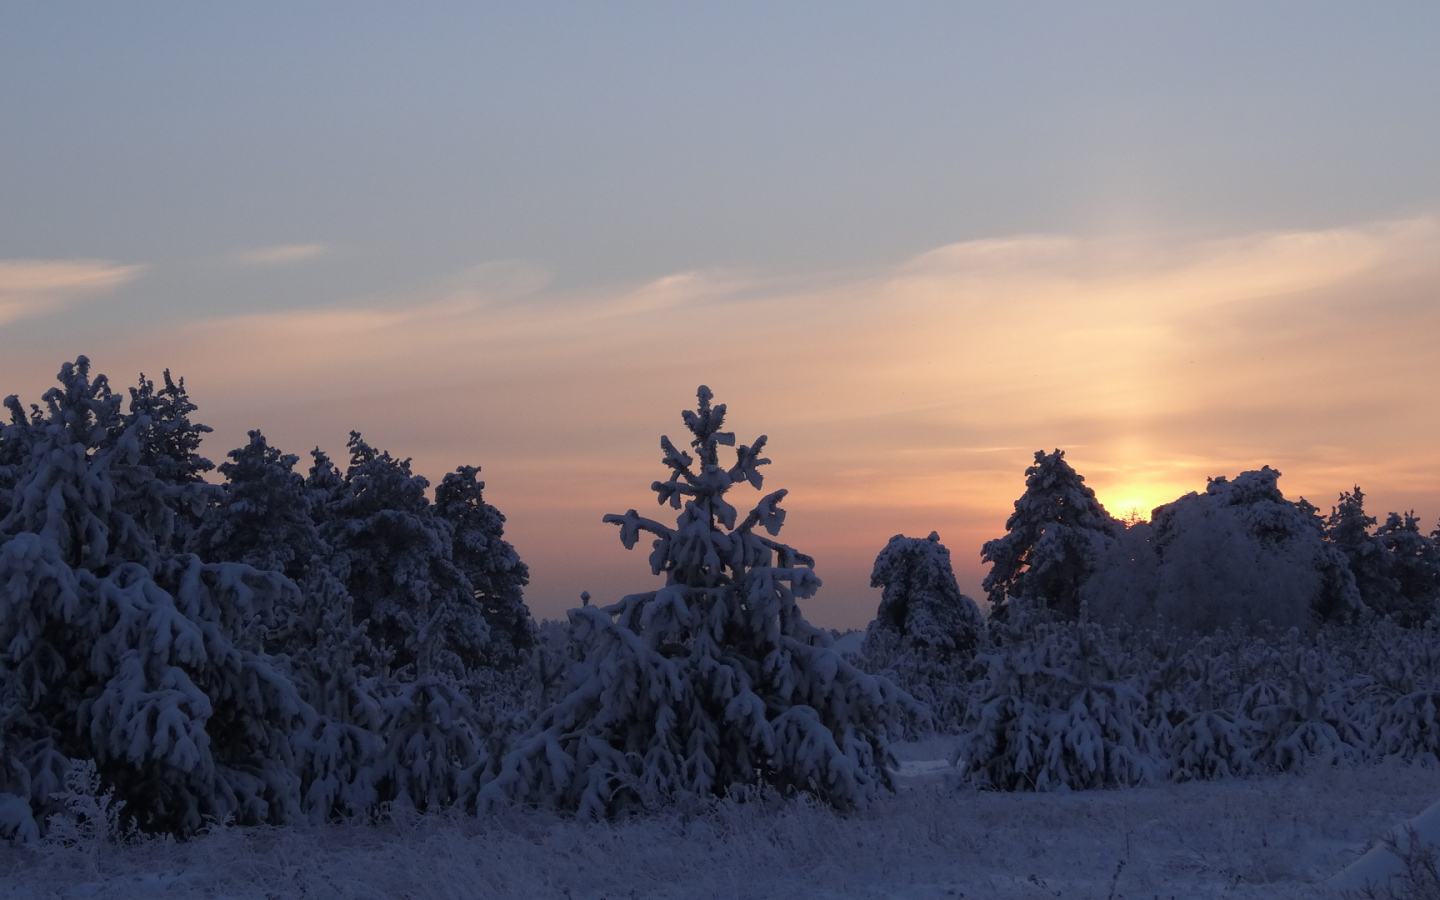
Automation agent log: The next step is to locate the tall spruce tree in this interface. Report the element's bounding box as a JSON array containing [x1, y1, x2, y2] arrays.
[[482, 387, 905, 817], [981, 450, 1121, 622]]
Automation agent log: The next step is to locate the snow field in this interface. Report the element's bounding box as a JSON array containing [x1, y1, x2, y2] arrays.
[[5, 753, 1438, 900]]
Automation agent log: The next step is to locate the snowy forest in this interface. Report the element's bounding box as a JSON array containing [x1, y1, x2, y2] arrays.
[[4, 357, 1440, 895]]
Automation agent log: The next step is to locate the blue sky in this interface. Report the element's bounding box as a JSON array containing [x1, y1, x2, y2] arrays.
[[3, 3, 1439, 625]]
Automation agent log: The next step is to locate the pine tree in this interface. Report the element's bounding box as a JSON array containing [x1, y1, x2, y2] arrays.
[[300, 434, 500, 813], [1147, 468, 1362, 630], [1374, 511, 1440, 626], [318, 433, 486, 678], [194, 430, 323, 582], [0, 358, 313, 837], [482, 386, 906, 816], [981, 450, 1121, 622], [1325, 487, 1400, 617], [861, 532, 985, 732], [0, 396, 41, 524], [433, 465, 533, 667], [120, 371, 215, 553]]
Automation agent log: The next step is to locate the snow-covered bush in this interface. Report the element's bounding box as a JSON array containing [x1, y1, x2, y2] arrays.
[[953, 621, 1156, 791], [483, 387, 907, 816], [982, 450, 1122, 623], [859, 532, 984, 733], [1235, 632, 1370, 772]]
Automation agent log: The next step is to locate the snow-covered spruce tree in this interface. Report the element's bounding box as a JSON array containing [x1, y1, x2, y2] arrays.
[[860, 532, 984, 732], [981, 450, 1121, 623], [0, 358, 313, 838], [482, 387, 907, 817], [434, 465, 533, 668]]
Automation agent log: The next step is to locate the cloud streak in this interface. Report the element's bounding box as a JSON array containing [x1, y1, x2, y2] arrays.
[[0, 259, 146, 326], [3, 220, 1437, 626], [234, 244, 329, 266]]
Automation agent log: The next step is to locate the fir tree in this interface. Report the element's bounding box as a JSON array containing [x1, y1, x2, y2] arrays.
[[482, 387, 906, 816], [981, 450, 1121, 622]]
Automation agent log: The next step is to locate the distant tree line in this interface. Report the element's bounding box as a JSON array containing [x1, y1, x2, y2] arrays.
[[859, 449, 1440, 791], [5, 357, 1440, 841]]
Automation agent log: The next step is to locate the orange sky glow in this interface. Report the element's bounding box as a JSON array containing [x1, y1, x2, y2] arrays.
[[2, 218, 1438, 627]]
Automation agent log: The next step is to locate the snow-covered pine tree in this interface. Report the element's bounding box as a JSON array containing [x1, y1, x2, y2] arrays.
[[302, 434, 498, 813], [318, 433, 487, 678], [1325, 487, 1401, 619], [1147, 468, 1362, 631], [860, 532, 984, 732], [1374, 511, 1440, 626], [193, 430, 324, 582], [869, 532, 984, 659], [0, 396, 41, 524], [120, 371, 216, 553], [192, 431, 384, 820], [433, 465, 533, 668], [482, 387, 906, 817], [0, 358, 313, 837], [1240, 632, 1369, 772], [981, 450, 1121, 623]]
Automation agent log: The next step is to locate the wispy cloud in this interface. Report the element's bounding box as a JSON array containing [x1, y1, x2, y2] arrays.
[[0, 259, 146, 326], [234, 243, 329, 266], [4, 220, 1437, 625]]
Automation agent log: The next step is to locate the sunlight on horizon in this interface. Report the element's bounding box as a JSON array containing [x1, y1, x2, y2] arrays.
[[2, 219, 1438, 627]]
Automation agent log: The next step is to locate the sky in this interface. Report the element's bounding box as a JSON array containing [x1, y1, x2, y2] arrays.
[[2, 3, 1438, 628]]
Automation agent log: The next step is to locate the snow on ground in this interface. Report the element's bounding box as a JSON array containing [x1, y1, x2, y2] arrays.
[[4, 747, 1438, 900]]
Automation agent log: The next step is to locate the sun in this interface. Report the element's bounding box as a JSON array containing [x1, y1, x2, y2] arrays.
[[1107, 495, 1156, 526]]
